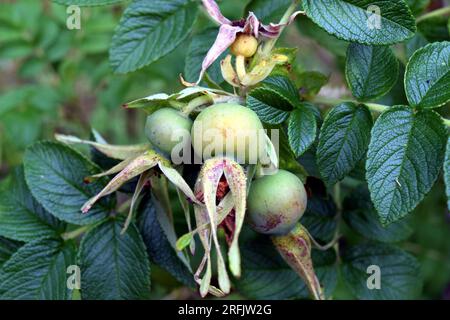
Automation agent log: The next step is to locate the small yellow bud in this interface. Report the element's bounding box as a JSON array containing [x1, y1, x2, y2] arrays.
[[230, 34, 258, 58]]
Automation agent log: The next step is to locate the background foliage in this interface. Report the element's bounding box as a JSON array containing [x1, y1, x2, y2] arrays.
[[0, 0, 449, 300]]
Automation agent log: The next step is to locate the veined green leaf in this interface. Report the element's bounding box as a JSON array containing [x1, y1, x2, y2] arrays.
[[317, 103, 373, 185], [346, 44, 399, 101], [78, 218, 151, 299], [366, 107, 447, 225], [0, 167, 64, 242], [287, 104, 317, 157], [110, 0, 198, 73], [444, 138, 450, 210], [24, 142, 113, 225], [303, 0, 416, 45], [0, 238, 76, 300], [405, 41, 450, 108], [342, 243, 422, 299], [343, 187, 413, 243], [138, 197, 195, 288]]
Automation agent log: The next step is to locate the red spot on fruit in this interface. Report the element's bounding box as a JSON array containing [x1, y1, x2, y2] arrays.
[[258, 213, 282, 233]]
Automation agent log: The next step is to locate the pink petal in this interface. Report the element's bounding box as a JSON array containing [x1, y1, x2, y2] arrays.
[[260, 10, 304, 38], [202, 0, 231, 25], [195, 24, 242, 84], [243, 12, 260, 38]]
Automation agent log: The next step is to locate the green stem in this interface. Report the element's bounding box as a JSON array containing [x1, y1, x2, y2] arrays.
[[416, 6, 450, 23], [443, 118, 450, 127], [312, 96, 450, 127], [61, 218, 108, 240], [262, 0, 303, 55], [61, 224, 94, 240], [312, 96, 382, 112], [364, 102, 389, 113], [312, 95, 388, 112]]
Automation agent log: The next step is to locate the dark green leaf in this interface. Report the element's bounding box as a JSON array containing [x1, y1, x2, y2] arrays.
[[236, 236, 337, 299], [301, 193, 337, 243], [263, 76, 300, 105], [445, 138, 450, 210], [110, 0, 198, 73], [298, 146, 320, 178], [0, 166, 64, 242], [405, 41, 450, 108], [0, 237, 22, 268], [0, 238, 76, 300], [418, 17, 450, 42], [297, 71, 329, 98], [366, 107, 447, 225], [342, 243, 422, 299], [246, 76, 298, 124], [184, 28, 225, 84], [346, 44, 399, 101], [343, 187, 413, 243], [244, 0, 292, 23], [303, 0, 416, 45], [277, 128, 309, 181], [348, 157, 367, 181], [287, 104, 317, 157], [24, 141, 113, 225], [296, 15, 348, 57], [317, 103, 373, 185], [405, 0, 430, 16], [78, 218, 151, 300], [137, 196, 195, 288]]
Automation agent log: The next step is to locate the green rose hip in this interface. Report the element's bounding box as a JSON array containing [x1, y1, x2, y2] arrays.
[[247, 170, 307, 235], [145, 108, 192, 157]]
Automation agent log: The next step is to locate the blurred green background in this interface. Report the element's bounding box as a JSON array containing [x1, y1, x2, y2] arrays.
[[0, 0, 449, 300]]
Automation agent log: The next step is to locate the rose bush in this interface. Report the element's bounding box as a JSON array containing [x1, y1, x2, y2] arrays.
[[0, 0, 449, 300]]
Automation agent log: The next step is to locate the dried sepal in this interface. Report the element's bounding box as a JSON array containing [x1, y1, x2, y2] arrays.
[[81, 151, 160, 213], [121, 170, 152, 235], [196, 159, 230, 294], [88, 158, 134, 180], [222, 160, 246, 277], [176, 193, 234, 251], [158, 163, 200, 204], [176, 187, 195, 254], [272, 223, 325, 300], [220, 55, 240, 87], [125, 86, 233, 113], [193, 205, 225, 297], [240, 54, 288, 86], [258, 133, 279, 175], [55, 134, 149, 160], [190, 157, 247, 296]]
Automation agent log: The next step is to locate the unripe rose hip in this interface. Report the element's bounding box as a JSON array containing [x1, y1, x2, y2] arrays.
[[191, 103, 264, 164], [230, 34, 258, 58], [247, 170, 307, 235], [145, 108, 192, 157]]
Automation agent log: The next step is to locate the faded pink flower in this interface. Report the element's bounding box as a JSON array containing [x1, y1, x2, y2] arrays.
[[194, 0, 302, 85]]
